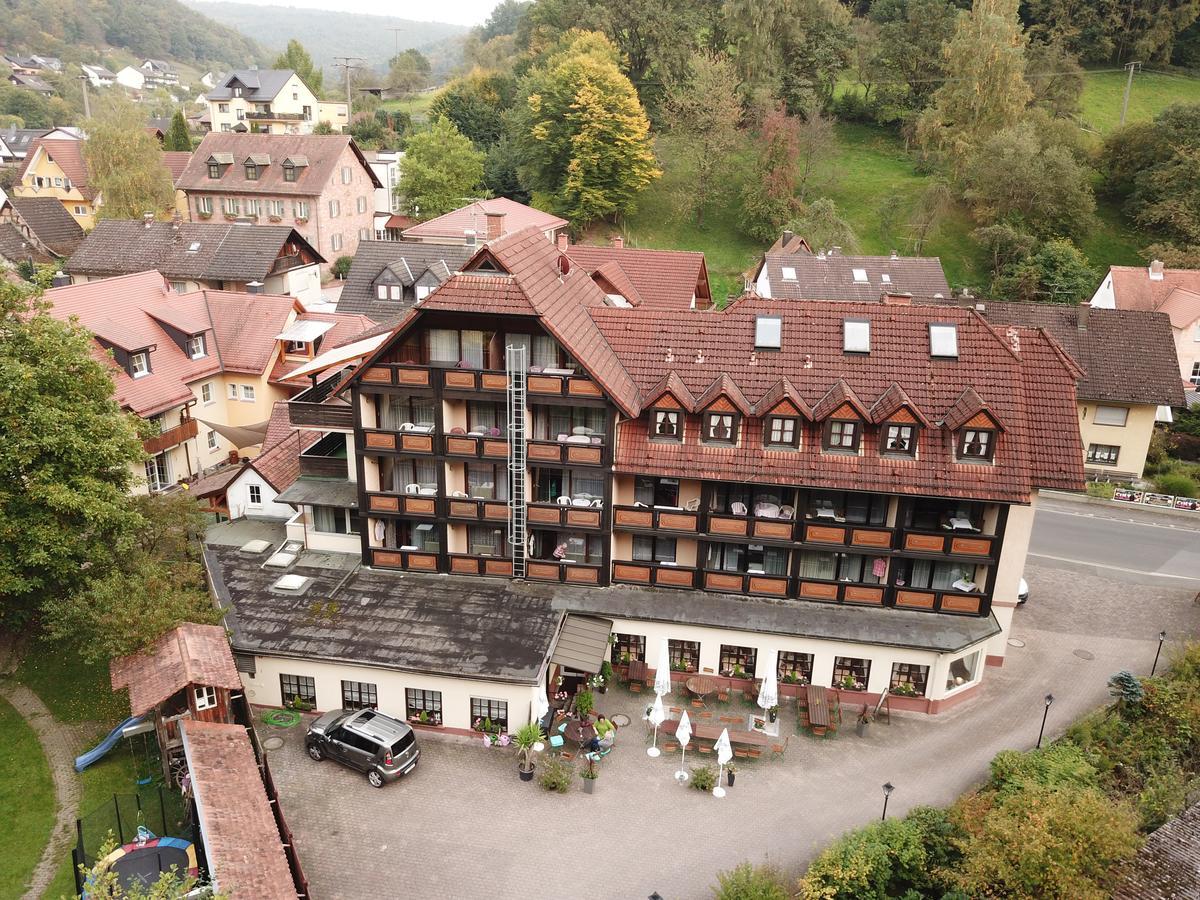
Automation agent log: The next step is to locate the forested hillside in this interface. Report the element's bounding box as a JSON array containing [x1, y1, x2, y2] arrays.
[[0, 0, 265, 68]]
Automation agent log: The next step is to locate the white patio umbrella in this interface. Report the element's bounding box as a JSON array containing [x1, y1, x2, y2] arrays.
[[713, 727, 733, 798], [757, 654, 779, 717], [674, 710, 692, 782], [653, 637, 673, 698], [647, 692, 666, 757], [532, 685, 550, 752]]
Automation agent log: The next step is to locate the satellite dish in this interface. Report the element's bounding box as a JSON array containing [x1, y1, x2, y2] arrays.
[[558, 256, 571, 277]]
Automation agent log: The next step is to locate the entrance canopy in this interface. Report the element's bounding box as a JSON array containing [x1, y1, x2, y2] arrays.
[[550, 614, 613, 674]]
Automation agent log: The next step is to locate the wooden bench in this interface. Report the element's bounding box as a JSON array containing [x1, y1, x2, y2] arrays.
[[627, 659, 649, 692]]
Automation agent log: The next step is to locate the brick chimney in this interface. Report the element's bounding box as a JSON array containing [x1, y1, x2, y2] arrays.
[[1149, 259, 1164, 281], [246, 281, 264, 294], [881, 291, 912, 306], [556, 232, 569, 251], [485, 211, 505, 240], [51, 271, 70, 288], [1076, 304, 1089, 332], [611, 234, 623, 249]]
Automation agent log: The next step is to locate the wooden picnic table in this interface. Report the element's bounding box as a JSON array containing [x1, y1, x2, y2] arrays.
[[685, 675, 718, 698], [807, 684, 832, 729], [665, 719, 770, 748]]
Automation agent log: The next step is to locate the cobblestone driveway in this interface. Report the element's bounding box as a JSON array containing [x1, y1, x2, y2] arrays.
[[262, 561, 1200, 900]]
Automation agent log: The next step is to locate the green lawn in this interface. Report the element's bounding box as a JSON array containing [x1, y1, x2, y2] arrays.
[[1079, 68, 1200, 135], [381, 90, 437, 125], [16, 638, 130, 726], [0, 694, 56, 899]]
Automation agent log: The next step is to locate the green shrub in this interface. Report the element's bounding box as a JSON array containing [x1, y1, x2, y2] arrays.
[[332, 255, 353, 278], [1137, 768, 1194, 830], [537, 756, 573, 793], [988, 743, 1099, 797], [1085, 481, 1116, 499], [1156, 472, 1198, 497], [690, 764, 717, 791], [713, 862, 790, 900]]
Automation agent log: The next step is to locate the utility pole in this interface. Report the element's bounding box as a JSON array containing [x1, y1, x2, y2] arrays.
[[389, 27, 404, 61], [78, 73, 91, 119], [333, 57, 366, 122], [1120, 61, 1142, 127]]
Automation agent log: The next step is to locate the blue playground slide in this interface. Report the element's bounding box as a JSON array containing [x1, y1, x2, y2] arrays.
[[74, 716, 145, 773]]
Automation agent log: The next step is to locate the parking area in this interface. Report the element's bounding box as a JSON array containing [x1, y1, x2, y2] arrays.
[[262, 559, 1200, 900]]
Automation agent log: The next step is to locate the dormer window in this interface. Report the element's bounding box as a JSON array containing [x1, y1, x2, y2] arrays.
[[823, 419, 859, 452], [881, 423, 915, 456], [703, 412, 737, 445], [186, 334, 206, 359], [130, 351, 150, 378], [284, 340, 307, 354], [207, 162, 220, 179], [765, 415, 799, 449], [244, 162, 259, 180], [375, 283, 402, 301], [283, 163, 296, 182], [958, 428, 994, 462], [652, 409, 680, 441], [233, 86, 243, 97]]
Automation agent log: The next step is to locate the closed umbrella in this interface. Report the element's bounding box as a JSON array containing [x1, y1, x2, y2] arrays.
[[757, 654, 779, 722], [713, 727, 733, 798], [654, 637, 673, 698], [647, 692, 666, 757], [532, 684, 550, 751], [674, 710, 692, 782]]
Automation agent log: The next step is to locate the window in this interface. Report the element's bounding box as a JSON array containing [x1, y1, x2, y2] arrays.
[[467, 463, 507, 500], [634, 476, 679, 507], [207, 162, 220, 178], [832, 656, 870, 691], [710, 484, 792, 517], [668, 639, 700, 672], [766, 416, 799, 448], [1094, 405, 1129, 427], [130, 351, 150, 378], [193, 686, 217, 710], [705, 543, 790, 575], [893, 558, 977, 591], [341, 680, 378, 710], [808, 491, 888, 525], [201, 382, 213, 404], [295, 200, 308, 219], [632, 535, 677, 563], [341, 166, 352, 184], [248, 484, 262, 506], [1087, 443, 1120, 466], [270, 199, 285, 217], [755, 315, 782, 349], [375, 284, 389, 300], [703, 412, 736, 444], [467, 400, 507, 436], [468, 525, 505, 557], [331, 233, 343, 252], [905, 498, 982, 532], [221, 124, 232, 132], [186, 334, 206, 359], [379, 394, 436, 431], [929, 323, 959, 358], [612, 633, 646, 664], [946, 651, 980, 691], [233, 86, 243, 97], [170, 281, 188, 294], [537, 531, 603, 564], [780, 266, 796, 281], [823, 419, 859, 451], [283, 163, 297, 182], [247, 199, 262, 217], [531, 405, 605, 442], [280, 673, 316, 705], [241, 384, 255, 401], [881, 424, 915, 455], [405, 688, 442, 725], [1191, 362, 1200, 386], [470, 697, 507, 733], [890, 663, 929, 697], [53, 176, 63, 187], [218, 103, 229, 113], [359, 227, 371, 240], [533, 468, 604, 504], [206, 430, 218, 450], [852, 267, 868, 283], [228, 383, 240, 400], [958, 428, 994, 461], [719, 645, 757, 678], [329, 199, 340, 217], [312, 506, 360, 534], [379, 457, 437, 493], [652, 409, 681, 440], [357, 196, 367, 213], [145, 453, 170, 492], [777, 651, 813, 684], [222, 197, 240, 216], [244, 162, 258, 180], [843, 319, 870, 352], [797, 550, 886, 584], [197, 196, 213, 215], [74, 205, 86, 215]]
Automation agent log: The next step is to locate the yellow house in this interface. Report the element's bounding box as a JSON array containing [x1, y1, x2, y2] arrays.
[[13, 139, 98, 228]]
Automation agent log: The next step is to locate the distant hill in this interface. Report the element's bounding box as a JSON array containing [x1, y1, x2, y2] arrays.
[[185, 2, 468, 81], [0, 0, 266, 70]]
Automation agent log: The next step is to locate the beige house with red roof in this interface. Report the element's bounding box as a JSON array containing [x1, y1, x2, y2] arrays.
[[13, 138, 98, 227], [401, 197, 567, 245]]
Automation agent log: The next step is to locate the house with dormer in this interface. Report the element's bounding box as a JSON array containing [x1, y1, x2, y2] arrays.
[[205, 69, 348, 136], [12, 138, 97, 227]]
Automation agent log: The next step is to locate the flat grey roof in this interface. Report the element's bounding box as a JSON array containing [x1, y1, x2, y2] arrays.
[[274, 477, 358, 509]]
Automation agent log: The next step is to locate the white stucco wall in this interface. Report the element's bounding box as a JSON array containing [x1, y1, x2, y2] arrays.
[[227, 468, 294, 520]]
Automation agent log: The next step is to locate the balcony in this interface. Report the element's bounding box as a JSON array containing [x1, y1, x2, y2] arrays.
[[701, 569, 790, 598], [526, 372, 603, 400], [898, 530, 996, 559], [612, 505, 700, 534], [445, 497, 510, 522], [370, 547, 440, 573], [365, 491, 438, 517], [447, 554, 514, 577], [612, 561, 698, 589], [245, 110, 305, 121], [298, 433, 349, 478], [359, 364, 432, 389], [288, 375, 354, 430], [144, 418, 198, 455], [443, 433, 509, 460], [269, 253, 308, 275], [894, 587, 989, 615], [441, 369, 510, 393], [707, 512, 796, 543], [796, 578, 886, 606], [361, 428, 438, 455], [526, 438, 605, 467], [524, 559, 604, 585], [798, 520, 896, 551], [526, 501, 603, 530]]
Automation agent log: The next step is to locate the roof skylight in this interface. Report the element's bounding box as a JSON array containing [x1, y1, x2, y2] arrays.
[[755, 315, 782, 350], [852, 268, 868, 283], [843, 319, 870, 353], [929, 323, 959, 358], [781, 266, 796, 281]]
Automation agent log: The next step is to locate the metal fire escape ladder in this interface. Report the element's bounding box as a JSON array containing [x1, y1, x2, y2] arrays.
[[506, 344, 528, 578]]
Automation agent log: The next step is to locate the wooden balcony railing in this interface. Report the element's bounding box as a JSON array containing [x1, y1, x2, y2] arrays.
[[447, 554, 513, 577], [526, 502, 603, 529], [796, 579, 886, 606], [701, 569, 790, 598], [443, 434, 509, 459], [364, 491, 438, 517], [524, 560, 604, 585], [361, 429, 438, 455], [370, 547, 440, 573], [297, 455, 349, 478], [611, 561, 698, 589], [798, 520, 896, 550], [898, 530, 996, 558], [359, 364, 432, 389], [893, 588, 988, 615], [526, 439, 605, 467], [441, 369, 510, 393], [526, 372, 604, 399], [612, 505, 700, 534], [445, 497, 509, 521], [143, 418, 198, 455], [288, 374, 355, 430], [707, 513, 796, 542]]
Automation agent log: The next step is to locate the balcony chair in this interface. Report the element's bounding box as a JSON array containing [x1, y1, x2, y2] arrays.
[[779, 505, 795, 519], [405, 483, 420, 494], [449, 426, 466, 435], [399, 422, 415, 432], [557, 496, 571, 506], [731, 502, 748, 516]]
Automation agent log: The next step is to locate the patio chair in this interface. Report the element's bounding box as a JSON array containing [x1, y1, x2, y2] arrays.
[[731, 501, 748, 516], [771, 737, 789, 759], [663, 741, 679, 752], [684, 498, 700, 512], [747, 748, 763, 760]]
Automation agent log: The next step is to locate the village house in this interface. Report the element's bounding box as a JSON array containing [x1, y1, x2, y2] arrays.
[[206, 226, 1085, 734], [80, 63, 117, 89], [0, 193, 84, 261], [204, 69, 348, 136], [140, 59, 179, 87], [176, 133, 381, 269], [0, 126, 50, 164], [115, 65, 145, 91], [12, 138, 97, 227], [400, 197, 568, 245], [66, 219, 325, 304], [336, 239, 475, 320], [7, 71, 54, 96]]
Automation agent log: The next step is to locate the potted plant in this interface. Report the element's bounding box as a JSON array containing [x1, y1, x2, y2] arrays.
[[574, 689, 595, 720], [599, 660, 614, 693], [726, 763, 738, 787], [580, 758, 599, 794], [768, 704, 780, 724], [838, 676, 866, 692], [891, 682, 919, 698], [857, 707, 874, 738], [513, 722, 545, 782], [689, 765, 717, 792]]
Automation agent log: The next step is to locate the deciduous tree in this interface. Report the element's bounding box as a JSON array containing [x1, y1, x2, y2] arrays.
[[430, 69, 519, 148], [84, 97, 176, 220], [868, 0, 960, 115], [786, 198, 860, 254], [398, 116, 485, 218], [387, 49, 432, 96], [991, 237, 1097, 303], [274, 39, 324, 97], [739, 105, 806, 242]]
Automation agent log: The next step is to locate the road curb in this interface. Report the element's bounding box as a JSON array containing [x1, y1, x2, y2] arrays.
[[1041, 490, 1200, 523]]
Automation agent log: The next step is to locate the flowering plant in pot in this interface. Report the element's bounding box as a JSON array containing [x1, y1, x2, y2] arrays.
[[580, 758, 599, 794], [891, 682, 919, 698], [513, 722, 545, 782], [781, 672, 808, 686], [838, 676, 866, 692], [574, 689, 595, 720]]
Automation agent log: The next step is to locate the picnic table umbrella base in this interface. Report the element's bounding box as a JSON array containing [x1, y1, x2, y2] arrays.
[[713, 784, 726, 799], [647, 745, 661, 758]]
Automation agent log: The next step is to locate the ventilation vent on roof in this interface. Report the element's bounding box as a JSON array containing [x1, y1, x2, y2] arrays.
[[852, 268, 868, 284], [881, 273, 891, 284], [240, 539, 272, 554], [843, 319, 870, 353], [273, 574, 309, 591], [929, 323, 959, 358], [781, 266, 796, 281], [755, 315, 782, 350]]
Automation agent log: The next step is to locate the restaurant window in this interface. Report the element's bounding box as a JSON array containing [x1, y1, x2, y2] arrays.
[[634, 476, 679, 508], [470, 697, 507, 733], [881, 424, 916, 456], [652, 409, 681, 441], [378, 457, 437, 494], [765, 416, 799, 448], [612, 633, 646, 664], [467, 401, 507, 437], [405, 688, 442, 725], [468, 526, 505, 557], [797, 550, 885, 583], [807, 491, 888, 525], [719, 645, 757, 678], [890, 663, 928, 697], [777, 651, 813, 685], [958, 428, 994, 461], [379, 394, 436, 432], [632, 535, 676, 563], [905, 498, 982, 532], [533, 468, 604, 504], [703, 412, 737, 445], [832, 657, 870, 691], [532, 405, 605, 442], [341, 680, 378, 710], [280, 674, 315, 705], [705, 543, 789, 576], [668, 639, 700, 672], [710, 485, 792, 518], [893, 558, 978, 592], [466, 463, 507, 500], [1086, 444, 1120, 466], [312, 506, 360, 535], [946, 651, 981, 691], [823, 419, 860, 452]]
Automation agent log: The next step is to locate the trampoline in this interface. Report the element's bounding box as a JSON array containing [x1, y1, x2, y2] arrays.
[[86, 832, 198, 895]]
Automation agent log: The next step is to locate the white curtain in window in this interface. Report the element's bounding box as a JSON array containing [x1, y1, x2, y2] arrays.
[[532, 335, 557, 369], [313, 506, 338, 533], [429, 329, 458, 363], [506, 333, 530, 368], [763, 548, 789, 576], [461, 330, 485, 368], [799, 551, 837, 580], [573, 471, 604, 500]]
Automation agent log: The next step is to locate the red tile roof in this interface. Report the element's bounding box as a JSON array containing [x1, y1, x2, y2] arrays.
[[565, 243, 711, 310], [248, 401, 319, 492], [401, 197, 567, 241], [1104, 265, 1200, 319], [110, 623, 242, 717], [177, 133, 381, 195], [161, 150, 192, 182], [19, 138, 94, 199], [181, 720, 296, 900]]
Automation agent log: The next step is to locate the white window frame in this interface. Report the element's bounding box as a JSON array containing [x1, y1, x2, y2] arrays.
[[187, 334, 206, 359], [754, 315, 782, 349], [248, 484, 262, 506], [130, 351, 149, 378], [929, 323, 959, 358], [295, 200, 309, 219], [228, 383, 240, 400], [843, 319, 870, 353], [331, 233, 342, 252], [653, 409, 680, 439], [241, 384, 256, 401], [780, 266, 796, 281], [329, 199, 340, 218], [201, 382, 214, 404], [1093, 405, 1129, 427], [342, 166, 352, 184], [193, 685, 217, 710], [197, 196, 213, 215], [207, 429, 218, 450]]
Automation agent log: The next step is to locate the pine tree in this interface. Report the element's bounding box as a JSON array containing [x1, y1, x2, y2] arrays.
[[163, 110, 191, 152]]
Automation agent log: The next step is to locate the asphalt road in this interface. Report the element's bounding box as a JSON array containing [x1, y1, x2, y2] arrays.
[[1031, 496, 1200, 586]]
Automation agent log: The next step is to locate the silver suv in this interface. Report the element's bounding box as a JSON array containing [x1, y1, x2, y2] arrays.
[[305, 709, 420, 787]]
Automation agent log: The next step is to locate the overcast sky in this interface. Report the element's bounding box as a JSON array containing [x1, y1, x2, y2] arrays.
[[222, 0, 498, 27]]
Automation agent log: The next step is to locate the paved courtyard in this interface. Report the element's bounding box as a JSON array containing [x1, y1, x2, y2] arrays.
[[263, 558, 1200, 900]]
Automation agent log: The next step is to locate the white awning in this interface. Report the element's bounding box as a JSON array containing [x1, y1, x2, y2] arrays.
[[550, 614, 613, 674], [275, 319, 334, 343], [280, 332, 389, 382], [197, 418, 270, 449]]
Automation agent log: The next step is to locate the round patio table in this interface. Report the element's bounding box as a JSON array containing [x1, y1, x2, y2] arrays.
[[562, 719, 596, 745], [685, 675, 718, 698]]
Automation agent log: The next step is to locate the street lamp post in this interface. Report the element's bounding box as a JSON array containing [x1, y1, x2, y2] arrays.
[[1037, 693, 1054, 749], [1151, 630, 1167, 677], [881, 782, 895, 821]]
